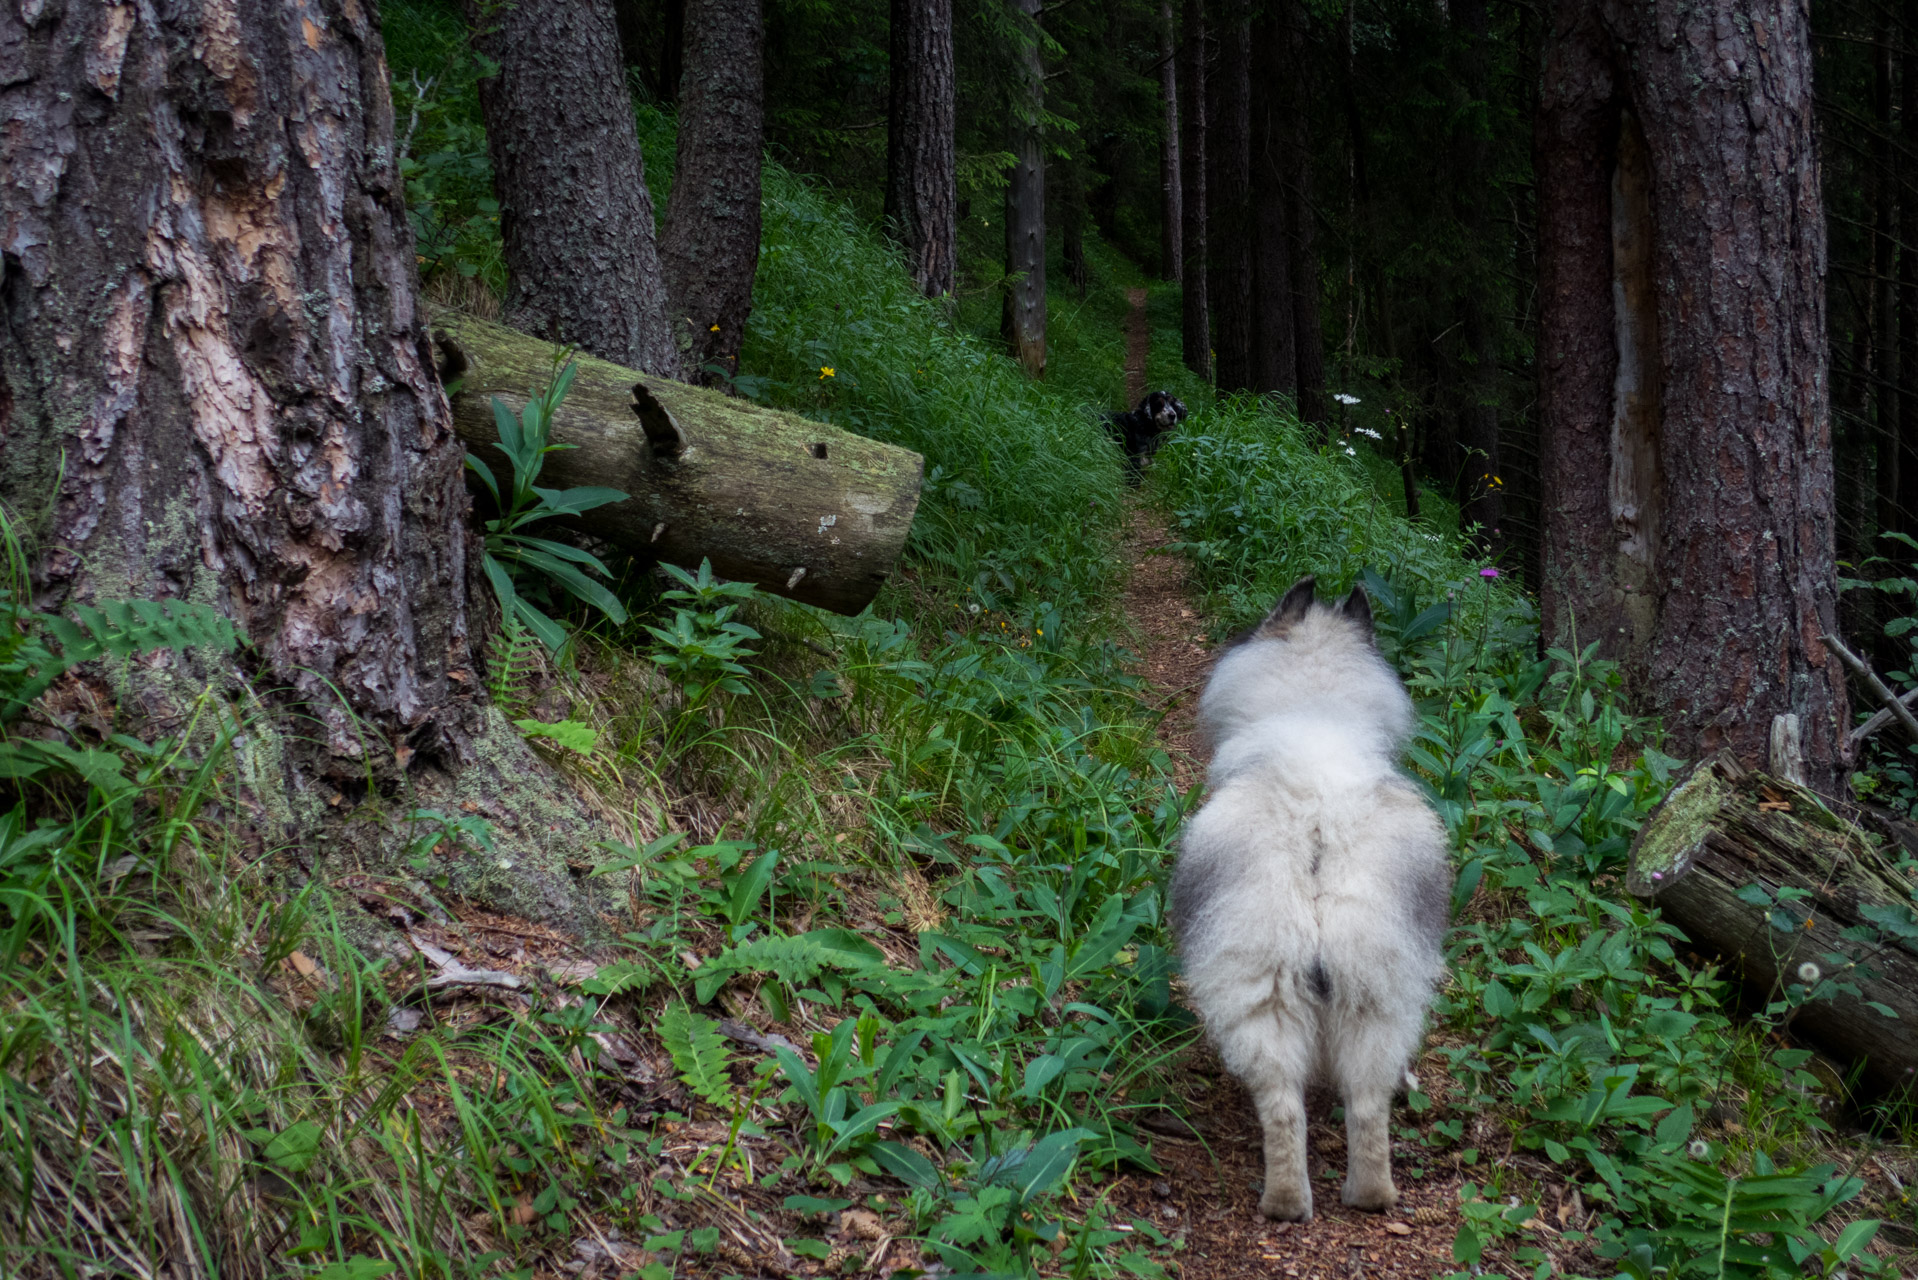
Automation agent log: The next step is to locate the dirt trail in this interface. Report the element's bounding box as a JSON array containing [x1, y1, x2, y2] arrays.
[[1124, 286, 1150, 404], [1107, 292, 1464, 1279]]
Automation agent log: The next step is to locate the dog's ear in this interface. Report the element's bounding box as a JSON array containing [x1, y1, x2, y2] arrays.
[[1258, 575, 1317, 637], [1338, 585, 1374, 635]]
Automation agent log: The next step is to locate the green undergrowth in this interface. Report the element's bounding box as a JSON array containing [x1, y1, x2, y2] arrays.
[[2, 9, 1906, 1278]]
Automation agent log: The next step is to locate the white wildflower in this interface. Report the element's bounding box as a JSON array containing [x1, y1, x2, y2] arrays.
[[1333, 392, 1361, 406], [1797, 961, 1822, 985], [1355, 427, 1383, 440], [1343, 446, 1357, 457], [1688, 1138, 1709, 1159]]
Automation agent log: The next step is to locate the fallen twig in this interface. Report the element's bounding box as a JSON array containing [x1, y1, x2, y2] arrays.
[[1822, 634, 1918, 747]]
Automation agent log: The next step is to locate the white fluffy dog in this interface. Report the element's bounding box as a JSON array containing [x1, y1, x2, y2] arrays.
[[1170, 576, 1449, 1221]]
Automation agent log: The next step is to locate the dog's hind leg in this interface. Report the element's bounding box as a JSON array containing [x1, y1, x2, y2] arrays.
[[1328, 1017, 1406, 1212], [1212, 1006, 1314, 1220]]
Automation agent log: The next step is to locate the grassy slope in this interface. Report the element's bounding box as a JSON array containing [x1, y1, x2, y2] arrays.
[[0, 11, 1908, 1277]]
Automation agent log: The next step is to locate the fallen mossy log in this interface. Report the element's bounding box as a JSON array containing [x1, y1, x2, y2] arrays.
[[429, 309, 924, 615], [1626, 752, 1918, 1093]]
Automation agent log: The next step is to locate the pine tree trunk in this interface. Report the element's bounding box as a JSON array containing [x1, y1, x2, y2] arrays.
[[0, 0, 473, 766], [0, 0, 619, 933], [886, 0, 957, 298], [1280, 0, 1326, 432], [659, 0, 765, 386], [1179, 0, 1211, 379], [1159, 1, 1183, 282], [1537, 0, 1848, 788], [472, 0, 679, 377], [1900, 40, 1918, 538], [1003, 0, 1047, 378], [1874, 27, 1903, 534], [1247, 12, 1295, 395], [1455, 0, 1501, 550], [1206, 8, 1253, 391]]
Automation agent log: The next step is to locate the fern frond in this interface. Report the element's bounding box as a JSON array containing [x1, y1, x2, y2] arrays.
[[691, 928, 886, 1003], [484, 619, 545, 714], [658, 1000, 735, 1108], [5, 598, 240, 722]]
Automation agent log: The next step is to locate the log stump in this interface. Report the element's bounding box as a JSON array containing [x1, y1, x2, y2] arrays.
[[1627, 751, 1918, 1094]]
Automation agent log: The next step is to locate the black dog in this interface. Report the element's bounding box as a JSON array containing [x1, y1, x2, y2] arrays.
[[1102, 390, 1188, 483]]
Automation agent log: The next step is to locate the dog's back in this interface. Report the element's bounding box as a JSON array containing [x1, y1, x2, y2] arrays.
[[1170, 577, 1447, 1220]]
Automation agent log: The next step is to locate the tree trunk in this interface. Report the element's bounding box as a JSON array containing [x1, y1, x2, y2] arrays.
[[1179, 0, 1211, 379], [1537, 0, 1848, 787], [1901, 40, 1918, 540], [1455, 0, 1501, 551], [1247, 11, 1295, 396], [886, 0, 957, 298], [659, 0, 765, 387], [1159, 1, 1183, 282], [1207, 7, 1252, 391], [1628, 752, 1918, 1095], [472, 0, 679, 377], [0, 0, 613, 932], [1874, 24, 1903, 535], [1003, 0, 1047, 378], [1280, 0, 1326, 432]]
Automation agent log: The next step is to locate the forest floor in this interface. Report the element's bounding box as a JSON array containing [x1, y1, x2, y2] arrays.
[[1106, 499, 1467, 1279]]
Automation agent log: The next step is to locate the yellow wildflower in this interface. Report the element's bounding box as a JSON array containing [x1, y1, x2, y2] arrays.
[[820, 366, 836, 379]]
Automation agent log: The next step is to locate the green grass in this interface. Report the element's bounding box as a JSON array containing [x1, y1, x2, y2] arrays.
[[0, 13, 1910, 1277]]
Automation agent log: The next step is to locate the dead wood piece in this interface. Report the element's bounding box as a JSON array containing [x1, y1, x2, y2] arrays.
[[1627, 751, 1918, 1092], [430, 309, 924, 615], [717, 1019, 799, 1055], [1823, 633, 1918, 746], [409, 932, 524, 992]]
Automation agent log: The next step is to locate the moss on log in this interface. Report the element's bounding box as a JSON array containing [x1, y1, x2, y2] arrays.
[[1627, 751, 1918, 1092], [429, 310, 924, 615]]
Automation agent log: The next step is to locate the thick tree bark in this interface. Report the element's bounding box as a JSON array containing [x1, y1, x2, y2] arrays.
[[1537, 0, 1848, 787], [1206, 7, 1253, 391], [1455, 0, 1501, 549], [886, 0, 957, 298], [659, 0, 765, 386], [1874, 27, 1904, 533], [1179, 0, 1211, 379], [1159, 1, 1183, 282], [1247, 12, 1295, 396], [1003, 0, 1047, 378], [0, 0, 622, 937], [432, 312, 924, 616], [1628, 753, 1918, 1094], [472, 0, 679, 376], [1901, 41, 1918, 538], [1280, 0, 1326, 432], [0, 0, 473, 767]]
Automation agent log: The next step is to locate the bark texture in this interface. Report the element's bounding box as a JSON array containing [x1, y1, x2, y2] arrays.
[[1279, 0, 1325, 432], [1158, 0, 1182, 282], [0, 0, 619, 937], [1247, 11, 1294, 396], [433, 311, 924, 616], [1536, 0, 1847, 785], [885, 0, 957, 297], [1455, 0, 1501, 548], [1206, 8, 1252, 391], [0, 0, 472, 765], [659, 0, 765, 385], [472, 0, 678, 376], [1003, 0, 1046, 378], [1628, 753, 1918, 1094], [1179, 0, 1210, 378]]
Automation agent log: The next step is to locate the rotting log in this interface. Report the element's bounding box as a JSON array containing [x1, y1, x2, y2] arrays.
[[1626, 751, 1918, 1093], [429, 310, 924, 615]]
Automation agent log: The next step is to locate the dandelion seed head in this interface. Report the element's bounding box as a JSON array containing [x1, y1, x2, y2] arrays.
[[1798, 961, 1822, 984], [1688, 1138, 1709, 1159]]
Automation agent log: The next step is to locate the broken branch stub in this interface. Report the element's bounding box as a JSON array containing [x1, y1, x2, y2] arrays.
[[431, 310, 924, 615]]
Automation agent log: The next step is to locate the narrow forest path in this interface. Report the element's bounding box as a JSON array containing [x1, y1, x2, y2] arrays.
[[1124, 286, 1150, 404], [1105, 290, 1466, 1280]]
